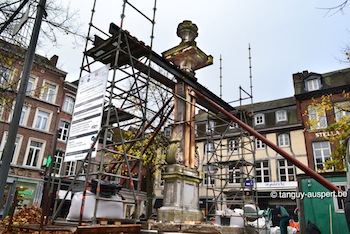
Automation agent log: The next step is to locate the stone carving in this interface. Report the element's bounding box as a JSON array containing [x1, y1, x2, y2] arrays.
[[166, 140, 183, 165]]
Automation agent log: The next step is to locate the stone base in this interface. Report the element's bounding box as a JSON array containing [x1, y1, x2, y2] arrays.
[[157, 164, 202, 223], [157, 208, 202, 223], [149, 222, 255, 234]]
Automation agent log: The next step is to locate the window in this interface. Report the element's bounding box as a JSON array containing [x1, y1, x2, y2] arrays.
[[203, 165, 216, 185], [278, 133, 290, 147], [305, 78, 321, 91], [58, 120, 70, 141], [278, 159, 295, 181], [206, 120, 215, 134], [276, 110, 287, 123], [19, 105, 29, 126], [308, 107, 327, 129], [81, 161, 90, 175], [228, 138, 239, 154], [24, 140, 44, 167], [9, 103, 30, 126], [41, 82, 57, 103], [204, 142, 215, 155], [63, 95, 75, 114], [229, 121, 238, 130], [254, 113, 265, 126], [312, 141, 331, 170], [34, 110, 50, 131], [158, 169, 165, 187], [255, 138, 265, 150], [228, 164, 241, 184], [0, 132, 22, 163], [53, 150, 64, 176], [334, 101, 350, 122], [164, 127, 172, 139], [256, 161, 270, 183], [0, 65, 13, 86], [333, 183, 347, 213], [65, 160, 77, 176], [26, 77, 36, 96]]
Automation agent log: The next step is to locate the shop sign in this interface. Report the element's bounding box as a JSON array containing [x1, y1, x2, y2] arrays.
[[315, 130, 340, 138], [18, 190, 33, 195]]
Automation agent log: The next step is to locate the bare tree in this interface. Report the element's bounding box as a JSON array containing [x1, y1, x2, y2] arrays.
[[0, 0, 85, 114], [318, 0, 349, 16], [0, 0, 85, 48]]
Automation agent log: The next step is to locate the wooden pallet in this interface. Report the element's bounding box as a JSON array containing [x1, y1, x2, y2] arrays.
[[96, 218, 136, 225]]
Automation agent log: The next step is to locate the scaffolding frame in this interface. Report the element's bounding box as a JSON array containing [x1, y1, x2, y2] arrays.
[[51, 0, 236, 224], [52, 0, 166, 223], [200, 86, 257, 221], [200, 44, 259, 226]]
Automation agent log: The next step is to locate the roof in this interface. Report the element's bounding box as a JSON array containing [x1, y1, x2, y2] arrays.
[[248, 96, 296, 112], [0, 39, 67, 76]]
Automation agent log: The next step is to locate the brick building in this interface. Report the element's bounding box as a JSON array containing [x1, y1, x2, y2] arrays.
[[0, 39, 76, 216], [293, 68, 350, 171]]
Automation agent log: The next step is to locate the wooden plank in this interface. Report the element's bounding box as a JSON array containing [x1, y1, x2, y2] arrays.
[[76, 224, 141, 234], [13, 224, 77, 233], [95, 218, 135, 224]]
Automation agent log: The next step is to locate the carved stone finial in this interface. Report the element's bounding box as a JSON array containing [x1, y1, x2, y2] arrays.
[[177, 20, 198, 43]]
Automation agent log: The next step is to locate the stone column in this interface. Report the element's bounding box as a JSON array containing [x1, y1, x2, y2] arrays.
[[158, 21, 213, 223]]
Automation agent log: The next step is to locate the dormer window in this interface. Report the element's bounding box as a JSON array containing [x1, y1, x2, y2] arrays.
[[305, 75, 321, 92], [276, 110, 287, 123], [254, 113, 265, 126]]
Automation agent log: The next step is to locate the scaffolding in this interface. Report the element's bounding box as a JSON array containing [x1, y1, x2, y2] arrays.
[[51, 0, 235, 224], [52, 0, 172, 223], [200, 87, 257, 220], [199, 45, 259, 227]]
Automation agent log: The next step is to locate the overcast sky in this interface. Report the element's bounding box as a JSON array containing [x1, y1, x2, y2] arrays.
[[39, 0, 350, 105]]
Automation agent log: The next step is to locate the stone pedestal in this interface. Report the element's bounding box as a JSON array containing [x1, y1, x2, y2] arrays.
[[158, 164, 202, 222], [158, 20, 211, 224]]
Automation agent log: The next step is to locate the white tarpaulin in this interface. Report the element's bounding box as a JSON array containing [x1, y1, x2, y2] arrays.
[[66, 191, 124, 221], [65, 65, 109, 162]]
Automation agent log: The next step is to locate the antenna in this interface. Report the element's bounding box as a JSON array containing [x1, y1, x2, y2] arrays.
[[220, 54, 222, 99]]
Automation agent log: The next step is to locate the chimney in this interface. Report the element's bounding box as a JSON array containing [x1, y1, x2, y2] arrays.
[[50, 55, 58, 66]]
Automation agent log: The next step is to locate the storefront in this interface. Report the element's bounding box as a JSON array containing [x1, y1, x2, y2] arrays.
[[256, 181, 298, 226], [1, 177, 44, 217]]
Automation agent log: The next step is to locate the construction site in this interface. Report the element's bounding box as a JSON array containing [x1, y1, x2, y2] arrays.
[[0, 0, 349, 233]]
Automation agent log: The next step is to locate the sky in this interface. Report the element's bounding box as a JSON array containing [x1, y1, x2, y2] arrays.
[[39, 0, 350, 105]]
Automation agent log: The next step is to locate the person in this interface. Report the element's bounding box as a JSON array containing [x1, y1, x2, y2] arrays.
[[275, 205, 290, 234]]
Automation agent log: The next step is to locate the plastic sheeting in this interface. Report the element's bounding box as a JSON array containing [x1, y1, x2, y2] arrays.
[[66, 191, 124, 221]]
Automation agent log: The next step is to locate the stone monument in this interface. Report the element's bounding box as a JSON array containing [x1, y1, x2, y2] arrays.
[[157, 20, 213, 223]]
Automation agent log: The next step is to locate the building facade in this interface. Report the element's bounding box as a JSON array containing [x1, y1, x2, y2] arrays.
[[154, 96, 308, 224], [0, 39, 76, 216], [153, 68, 350, 225], [293, 68, 350, 232], [293, 68, 350, 171]]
